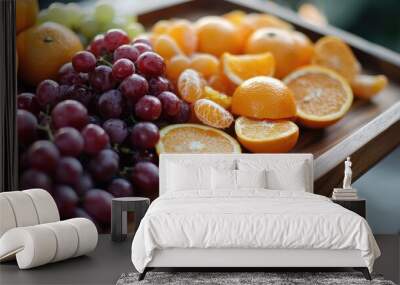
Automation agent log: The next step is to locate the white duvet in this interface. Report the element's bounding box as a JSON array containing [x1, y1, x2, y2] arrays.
[[131, 190, 380, 273]]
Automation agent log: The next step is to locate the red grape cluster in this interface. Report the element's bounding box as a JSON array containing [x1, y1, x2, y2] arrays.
[[17, 29, 190, 231]]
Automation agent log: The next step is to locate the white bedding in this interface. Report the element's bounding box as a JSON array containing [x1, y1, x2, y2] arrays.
[[131, 190, 380, 273]]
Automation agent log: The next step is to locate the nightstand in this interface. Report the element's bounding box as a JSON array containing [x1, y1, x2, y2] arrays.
[[332, 198, 366, 218]]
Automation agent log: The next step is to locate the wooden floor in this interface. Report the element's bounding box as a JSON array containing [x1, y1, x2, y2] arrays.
[[0, 234, 398, 285]]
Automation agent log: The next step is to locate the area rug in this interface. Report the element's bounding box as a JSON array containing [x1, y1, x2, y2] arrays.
[[116, 271, 395, 285]]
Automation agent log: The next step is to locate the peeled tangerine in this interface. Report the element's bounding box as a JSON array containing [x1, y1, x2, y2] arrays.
[[194, 98, 234, 129], [231, 76, 297, 120], [177, 69, 205, 103]]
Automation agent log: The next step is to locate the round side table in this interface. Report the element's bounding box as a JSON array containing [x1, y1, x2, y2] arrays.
[[111, 197, 150, 242]]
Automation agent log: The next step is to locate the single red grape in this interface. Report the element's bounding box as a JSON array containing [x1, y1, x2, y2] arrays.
[[55, 157, 83, 185], [17, 110, 37, 145], [53, 185, 79, 219], [58, 62, 88, 86], [36, 79, 60, 109], [54, 127, 84, 157], [97, 89, 125, 119], [65, 85, 94, 107], [88, 34, 108, 57], [134, 95, 162, 121], [52, 100, 89, 130], [112, 58, 135, 80], [104, 29, 130, 52], [132, 43, 152, 55], [148, 76, 170, 96], [84, 189, 114, 224], [73, 173, 93, 197], [89, 65, 116, 93], [130, 122, 160, 149], [21, 169, 52, 192], [27, 140, 60, 173], [166, 100, 191, 123], [157, 91, 181, 116], [132, 37, 152, 47], [102, 119, 128, 144], [107, 178, 133, 197], [113, 44, 139, 62], [72, 51, 97, 73], [131, 162, 159, 198], [132, 149, 158, 165], [17, 93, 40, 116], [89, 149, 119, 182], [119, 74, 148, 103], [81, 124, 110, 155], [136, 52, 165, 77]]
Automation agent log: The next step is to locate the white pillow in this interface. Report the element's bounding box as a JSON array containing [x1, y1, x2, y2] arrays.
[[167, 163, 212, 191], [212, 168, 236, 190], [236, 169, 267, 189]]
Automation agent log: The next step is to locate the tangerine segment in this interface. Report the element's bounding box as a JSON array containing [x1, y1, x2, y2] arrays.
[[312, 36, 361, 81], [166, 19, 198, 55], [166, 54, 191, 82], [351, 74, 388, 99], [195, 16, 242, 56], [222, 52, 275, 85], [203, 86, 232, 109], [223, 10, 247, 25], [153, 34, 183, 60], [231, 76, 297, 120], [156, 124, 241, 154], [284, 66, 353, 128], [190, 53, 220, 79], [194, 98, 234, 129], [245, 28, 313, 78], [235, 116, 299, 153], [177, 69, 205, 103]]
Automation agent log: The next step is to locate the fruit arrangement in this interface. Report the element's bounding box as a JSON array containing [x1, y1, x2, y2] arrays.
[[16, 8, 389, 230]]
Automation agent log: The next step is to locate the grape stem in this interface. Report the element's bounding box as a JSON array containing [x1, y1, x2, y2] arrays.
[[37, 124, 54, 141], [119, 147, 134, 154], [119, 166, 134, 177], [98, 57, 113, 67]]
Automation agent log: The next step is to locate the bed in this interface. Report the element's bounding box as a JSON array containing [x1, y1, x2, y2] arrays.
[[131, 154, 380, 280]]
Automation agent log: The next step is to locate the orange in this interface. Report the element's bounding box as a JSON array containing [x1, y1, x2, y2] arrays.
[[177, 69, 205, 103], [190, 53, 220, 79], [194, 98, 234, 129], [222, 52, 275, 85], [241, 13, 293, 32], [166, 54, 191, 82], [166, 19, 198, 55], [245, 28, 314, 78], [195, 16, 242, 56], [151, 20, 170, 34], [231, 76, 297, 120], [16, 0, 39, 34], [235, 116, 299, 153], [153, 34, 183, 60], [17, 22, 83, 86], [156, 124, 241, 154], [223, 10, 247, 25], [283, 66, 353, 128], [312, 36, 360, 81], [203, 86, 232, 109], [351, 74, 388, 99]]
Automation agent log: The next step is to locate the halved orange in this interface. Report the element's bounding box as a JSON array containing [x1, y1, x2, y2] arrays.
[[194, 98, 234, 129], [231, 76, 297, 120], [222, 52, 275, 85], [235, 116, 299, 153], [156, 124, 241, 154], [177, 69, 205, 103], [203, 86, 232, 109], [284, 66, 353, 128], [312, 36, 361, 81], [351, 74, 388, 99]]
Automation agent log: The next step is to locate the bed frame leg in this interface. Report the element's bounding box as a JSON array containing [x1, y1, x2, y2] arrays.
[[138, 268, 148, 281], [354, 267, 371, 280]]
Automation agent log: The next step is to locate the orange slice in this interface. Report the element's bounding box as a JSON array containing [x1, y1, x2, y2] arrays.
[[194, 98, 234, 129], [153, 34, 183, 60], [177, 69, 205, 103], [203, 86, 232, 109], [235, 116, 299, 153], [222, 52, 275, 85], [231, 76, 297, 120], [312, 35, 361, 81], [156, 124, 241, 154], [351, 74, 388, 99], [284, 66, 353, 128]]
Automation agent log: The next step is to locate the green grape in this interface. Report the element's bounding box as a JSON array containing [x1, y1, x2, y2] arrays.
[[47, 3, 72, 28], [37, 9, 51, 25], [100, 17, 127, 33], [125, 22, 145, 40], [94, 2, 115, 25], [124, 14, 138, 24], [65, 3, 85, 29], [79, 17, 100, 39]]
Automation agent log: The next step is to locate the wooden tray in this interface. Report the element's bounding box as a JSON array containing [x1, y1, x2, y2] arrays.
[[138, 0, 400, 196]]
